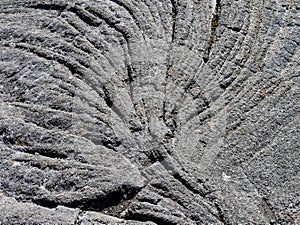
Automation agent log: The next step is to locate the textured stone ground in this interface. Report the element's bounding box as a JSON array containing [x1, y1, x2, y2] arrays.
[[0, 0, 299, 224]]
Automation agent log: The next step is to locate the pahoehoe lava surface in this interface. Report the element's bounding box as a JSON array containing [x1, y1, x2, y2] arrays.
[[0, 0, 299, 224]]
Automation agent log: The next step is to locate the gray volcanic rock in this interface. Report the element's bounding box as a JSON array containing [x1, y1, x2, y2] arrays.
[[0, 0, 299, 224]]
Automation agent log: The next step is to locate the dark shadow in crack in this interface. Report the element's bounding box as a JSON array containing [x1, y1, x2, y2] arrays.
[[32, 184, 142, 213]]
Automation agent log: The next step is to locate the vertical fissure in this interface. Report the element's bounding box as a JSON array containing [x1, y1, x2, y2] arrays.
[[203, 0, 221, 63], [170, 0, 178, 42]]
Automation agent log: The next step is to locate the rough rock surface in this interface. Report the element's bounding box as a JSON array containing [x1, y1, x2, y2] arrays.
[[0, 0, 299, 224]]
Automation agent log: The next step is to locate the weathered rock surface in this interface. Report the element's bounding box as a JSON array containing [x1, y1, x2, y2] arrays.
[[0, 0, 299, 224]]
